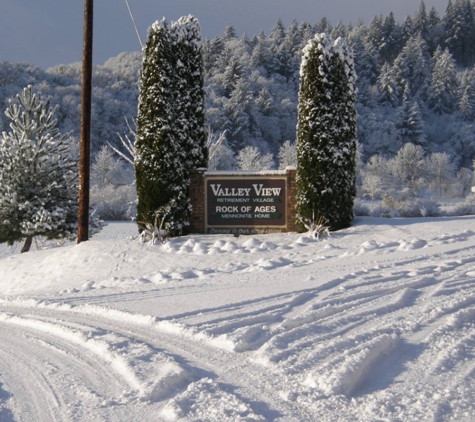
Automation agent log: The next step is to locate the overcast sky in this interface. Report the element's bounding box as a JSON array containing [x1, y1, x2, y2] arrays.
[[1, 0, 450, 70]]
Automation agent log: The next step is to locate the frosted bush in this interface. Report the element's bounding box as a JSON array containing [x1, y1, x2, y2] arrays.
[[451, 194, 475, 216], [278, 141, 297, 169], [414, 199, 441, 217], [376, 195, 441, 217], [371, 204, 393, 218], [353, 200, 371, 216], [90, 184, 136, 220]]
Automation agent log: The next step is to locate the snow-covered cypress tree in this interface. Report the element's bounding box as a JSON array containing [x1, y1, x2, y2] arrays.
[[296, 34, 357, 230], [135, 16, 207, 236], [0, 86, 78, 252], [172, 16, 208, 172]]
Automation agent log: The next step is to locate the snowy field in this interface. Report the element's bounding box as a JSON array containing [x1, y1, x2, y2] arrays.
[[1, 217, 475, 421]]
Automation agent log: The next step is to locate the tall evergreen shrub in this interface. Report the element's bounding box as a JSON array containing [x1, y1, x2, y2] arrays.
[[135, 16, 207, 236], [296, 34, 357, 230]]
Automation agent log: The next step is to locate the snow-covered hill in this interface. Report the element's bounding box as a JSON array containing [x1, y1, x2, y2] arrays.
[[1, 217, 475, 421]]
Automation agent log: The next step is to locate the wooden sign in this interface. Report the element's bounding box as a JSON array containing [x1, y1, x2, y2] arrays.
[[206, 177, 286, 233]]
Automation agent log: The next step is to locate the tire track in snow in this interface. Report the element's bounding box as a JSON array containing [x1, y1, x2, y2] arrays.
[[0, 302, 314, 421], [3, 226, 475, 420], [0, 319, 139, 422], [0, 309, 198, 421], [0, 325, 63, 422]]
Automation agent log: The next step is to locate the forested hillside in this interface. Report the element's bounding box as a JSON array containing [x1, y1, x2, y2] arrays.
[[0, 53, 142, 156], [1, 0, 475, 169]]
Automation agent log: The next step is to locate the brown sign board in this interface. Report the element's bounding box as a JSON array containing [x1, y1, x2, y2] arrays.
[[206, 177, 286, 234]]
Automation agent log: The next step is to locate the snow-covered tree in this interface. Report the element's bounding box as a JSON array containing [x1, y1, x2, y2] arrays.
[[221, 80, 254, 152], [458, 69, 475, 120], [457, 166, 474, 196], [396, 86, 427, 146], [442, 0, 475, 66], [0, 86, 78, 252], [428, 47, 458, 114], [207, 129, 236, 170], [425, 152, 455, 198], [173, 16, 208, 173], [135, 16, 207, 236], [90, 146, 136, 220], [377, 62, 400, 106], [413, 1, 430, 41], [296, 33, 357, 230], [237, 146, 274, 171], [109, 118, 136, 166], [357, 109, 400, 157], [392, 34, 431, 101], [380, 12, 403, 63], [278, 140, 297, 169], [361, 155, 390, 209], [92, 146, 128, 188], [349, 32, 380, 87], [389, 143, 426, 196]]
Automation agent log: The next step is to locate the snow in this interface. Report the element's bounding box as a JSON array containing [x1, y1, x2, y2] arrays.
[[1, 217, 475, 420], [205, 169, 291, 176]]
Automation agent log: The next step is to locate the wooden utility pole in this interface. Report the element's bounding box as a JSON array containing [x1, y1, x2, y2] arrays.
[[78, 0, 94, 243]]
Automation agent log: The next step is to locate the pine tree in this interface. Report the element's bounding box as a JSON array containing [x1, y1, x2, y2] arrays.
[[396, 86, 427, 147], [284, 20, 303, 57], [377, 62, 400, 106], [458, 69, 475, 119], [135, 16, 207, 237], [350, 34, 380, 87], [0, 86, 78, 252], [314, 17, 333, 34], [368, 15, 384, 51], [443, 0, 475, 66], [427, 7, 442, 53], [270, 19, 286, 43], [296, 33, 357, 230], [401, 15, 415, 45], [413, 1, 430, 41], [222, 80, 254, 152], [380, 12, 402, 63], [392, 34, 431, 101], [429, 47, 458, 114]]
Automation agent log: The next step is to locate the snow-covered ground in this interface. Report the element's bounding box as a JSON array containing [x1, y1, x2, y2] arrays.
[[1, 217, 475, 421]]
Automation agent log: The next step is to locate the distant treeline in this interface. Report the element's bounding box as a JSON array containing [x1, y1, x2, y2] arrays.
[[1, 0, 475, 167]]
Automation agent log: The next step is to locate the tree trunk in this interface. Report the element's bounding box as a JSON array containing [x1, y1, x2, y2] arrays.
[[21, 235, 33, 253]]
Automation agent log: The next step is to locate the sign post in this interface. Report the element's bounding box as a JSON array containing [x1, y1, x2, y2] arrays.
[[78, 0, 93, 243]]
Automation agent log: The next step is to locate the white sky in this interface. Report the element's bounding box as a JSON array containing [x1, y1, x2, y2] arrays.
[[1, 0, 450, 69]]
